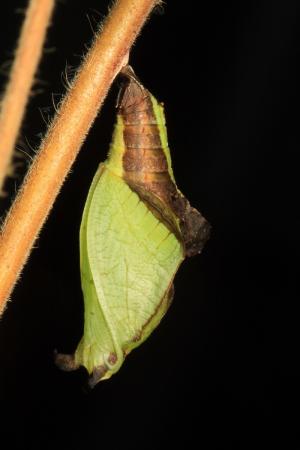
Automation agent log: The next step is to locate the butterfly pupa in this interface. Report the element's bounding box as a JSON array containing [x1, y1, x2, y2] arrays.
[[55, 66, 211, 387]]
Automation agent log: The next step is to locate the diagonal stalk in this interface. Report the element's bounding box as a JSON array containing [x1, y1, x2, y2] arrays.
[[0, 0, 55, 193]]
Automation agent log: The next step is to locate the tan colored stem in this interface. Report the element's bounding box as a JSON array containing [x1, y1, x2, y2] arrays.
[[0, 0, 158, 315], [0, 0, 55, 192]]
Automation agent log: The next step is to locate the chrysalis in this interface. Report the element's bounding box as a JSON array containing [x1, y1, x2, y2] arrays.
[[56, 67, 210, 387]]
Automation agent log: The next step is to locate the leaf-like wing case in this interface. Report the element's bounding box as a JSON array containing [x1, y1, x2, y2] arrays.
[[75, 164, 184, 380]]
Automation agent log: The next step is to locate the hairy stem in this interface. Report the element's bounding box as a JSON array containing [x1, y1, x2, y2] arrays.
[[0, 0, 158, 316], [0, 0, 55, 193]]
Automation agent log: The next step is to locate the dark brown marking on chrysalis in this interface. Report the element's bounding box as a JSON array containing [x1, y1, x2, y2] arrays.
[[54, 350, 80, 372], [118, 66, 211, 257], [54, 350, 111, 388], [88, 352, 119, 388], [169, 192, 211, 256], [88, 365, 108, 389], [131, 282, 175, 344]]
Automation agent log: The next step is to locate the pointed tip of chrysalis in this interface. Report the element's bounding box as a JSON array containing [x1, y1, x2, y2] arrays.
[[117, 65, 149, 112], [87, 365, 109, 389], [54, 350, 80, 372], [54, 347, 120, 387]]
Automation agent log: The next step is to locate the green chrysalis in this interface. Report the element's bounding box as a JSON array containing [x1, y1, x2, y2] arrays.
[[56, 67, 210, 387]]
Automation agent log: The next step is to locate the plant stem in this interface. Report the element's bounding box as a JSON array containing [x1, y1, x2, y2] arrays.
[[0, 0, 158, 315], [0, 0, 55, 193]]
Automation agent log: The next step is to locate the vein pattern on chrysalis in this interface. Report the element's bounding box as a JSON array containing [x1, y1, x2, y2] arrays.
[[56, 66, 211, 387]]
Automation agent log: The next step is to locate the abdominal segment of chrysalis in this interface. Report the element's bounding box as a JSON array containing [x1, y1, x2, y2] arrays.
[[55, 66, 211, 387]]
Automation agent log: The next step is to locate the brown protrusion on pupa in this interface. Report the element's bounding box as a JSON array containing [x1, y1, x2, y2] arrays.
[[169, 191, 211, 257], [54, 351, 80, 372], [180, 205, 211, 256]]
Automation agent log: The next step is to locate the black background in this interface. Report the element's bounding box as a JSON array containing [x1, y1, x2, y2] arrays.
[[0, 0, 300, 448]]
